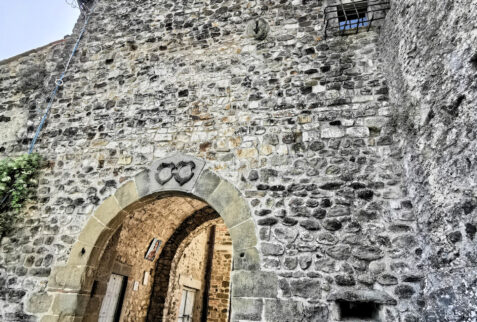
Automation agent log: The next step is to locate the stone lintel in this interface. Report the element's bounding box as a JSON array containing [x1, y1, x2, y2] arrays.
[[327, 289, 397, 305]]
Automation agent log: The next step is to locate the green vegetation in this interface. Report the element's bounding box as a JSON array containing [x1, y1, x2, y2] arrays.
[[0, 153, 41, 234]]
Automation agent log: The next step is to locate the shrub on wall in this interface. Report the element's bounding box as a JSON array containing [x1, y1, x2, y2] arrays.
[[0, 153, 41, 234]]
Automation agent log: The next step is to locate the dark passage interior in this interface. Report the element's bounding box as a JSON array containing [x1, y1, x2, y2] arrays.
[[338, 301, 381, 320]]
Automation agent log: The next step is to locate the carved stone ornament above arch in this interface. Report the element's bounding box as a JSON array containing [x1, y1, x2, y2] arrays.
[[38, 153, 277, 321]]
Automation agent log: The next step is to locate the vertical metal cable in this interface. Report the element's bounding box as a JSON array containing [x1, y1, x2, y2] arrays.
[[28, 5, 95, 154]]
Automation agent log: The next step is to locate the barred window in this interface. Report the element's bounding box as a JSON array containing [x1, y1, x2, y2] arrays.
[[324, 0, 390, 39]]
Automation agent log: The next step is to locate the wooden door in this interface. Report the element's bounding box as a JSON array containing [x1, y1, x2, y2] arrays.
[[99, 274, 127, 322], [178, 287, 196, 322]]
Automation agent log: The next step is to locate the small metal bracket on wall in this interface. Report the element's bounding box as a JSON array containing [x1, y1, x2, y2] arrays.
[[324, 0, 391, 39], [76, 0, 94, 13]]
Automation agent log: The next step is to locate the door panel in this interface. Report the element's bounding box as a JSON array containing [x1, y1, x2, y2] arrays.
[[178, 287, 196, 322], [99, 274, 126, 322]]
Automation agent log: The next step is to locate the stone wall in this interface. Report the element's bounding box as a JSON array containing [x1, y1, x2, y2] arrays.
[[380, 1, 477, 320], [0, 0, 472, 321]]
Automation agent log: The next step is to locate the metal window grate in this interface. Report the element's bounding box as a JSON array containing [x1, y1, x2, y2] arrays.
[[324, 0, 391, 39]]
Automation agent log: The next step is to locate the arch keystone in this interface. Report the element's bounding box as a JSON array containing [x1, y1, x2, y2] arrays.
[[134, 153, 206, 197]]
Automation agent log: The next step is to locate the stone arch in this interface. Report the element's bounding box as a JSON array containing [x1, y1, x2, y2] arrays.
[[42, 153, 268, 321]]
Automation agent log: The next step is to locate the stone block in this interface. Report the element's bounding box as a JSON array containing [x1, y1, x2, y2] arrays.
[[232, 271, 277, 298], [48, 265, 94, 293], [50, 293, 90, 317], [66, 241, 103, 267], [346, 127, 370, 137], [290, 278, 321, 298], [207, 180, 242, 215], [77, 216, 110, 247], [261, 242, 285, 256], [221, 196, 252, 229], [114, 180, 138, 209], [93, 196, 121, 227], [42, 316, 80, 322], [230, 298, 263, 321], [263, 299, 306, 322], [193, 169, 222, 200], [229, 219, 257, 251], [352, 245, 384, 261], [233, 247, 260, 271], [134, 169, 151, 198], [264, 299, 328, 321], [321, 127, 345, 138], [26, 293, 53, 314], [364, 116, 389, 129]]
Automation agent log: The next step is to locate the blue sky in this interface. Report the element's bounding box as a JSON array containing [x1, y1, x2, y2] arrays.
[[0, 1, 79, 60]]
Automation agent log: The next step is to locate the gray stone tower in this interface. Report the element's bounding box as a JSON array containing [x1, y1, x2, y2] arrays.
[[0, 0, 476, 321]]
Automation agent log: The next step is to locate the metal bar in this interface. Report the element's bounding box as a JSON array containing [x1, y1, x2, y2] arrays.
[[367, 5, 376, 32], [339, 0, 348, 36], [353, 1, 360, 34]]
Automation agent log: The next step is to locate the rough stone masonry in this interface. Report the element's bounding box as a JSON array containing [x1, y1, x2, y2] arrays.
[[0, 0, 475, 321]]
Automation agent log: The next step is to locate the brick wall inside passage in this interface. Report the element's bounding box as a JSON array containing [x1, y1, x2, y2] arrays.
[[207, 223, 233, 322], [163, 227, 209, 322]]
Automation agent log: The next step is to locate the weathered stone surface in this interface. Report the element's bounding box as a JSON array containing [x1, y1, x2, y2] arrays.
[[232, 271, 277, 298], [316, 232, 338, 245], [261, 242, 285, 256], [93, 196, 122, 228], [229, 219, 257, 251], [290, 278, 321, 298], [327, 289, 397, 305], [193, 169, 222, 199], [264, 299, 328, 322], [394, 284, 415, 299], [352, 245, 384, 261], [234, 247, 260, 271], [326, 245, 351, 260], [26, 293, 53, 314], [50, 293, 90, 316], [273, 227, 298, 244], [114, 180, 138, 209], [230, 298, 263, 321], [0, 0, 472, 319], [378, 274, 399, 286], [335, 274, 356, 286]]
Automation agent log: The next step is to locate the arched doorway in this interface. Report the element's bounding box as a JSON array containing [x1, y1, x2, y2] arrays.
[[83, 199, 233, 321], [43, 154, 268, 321]]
